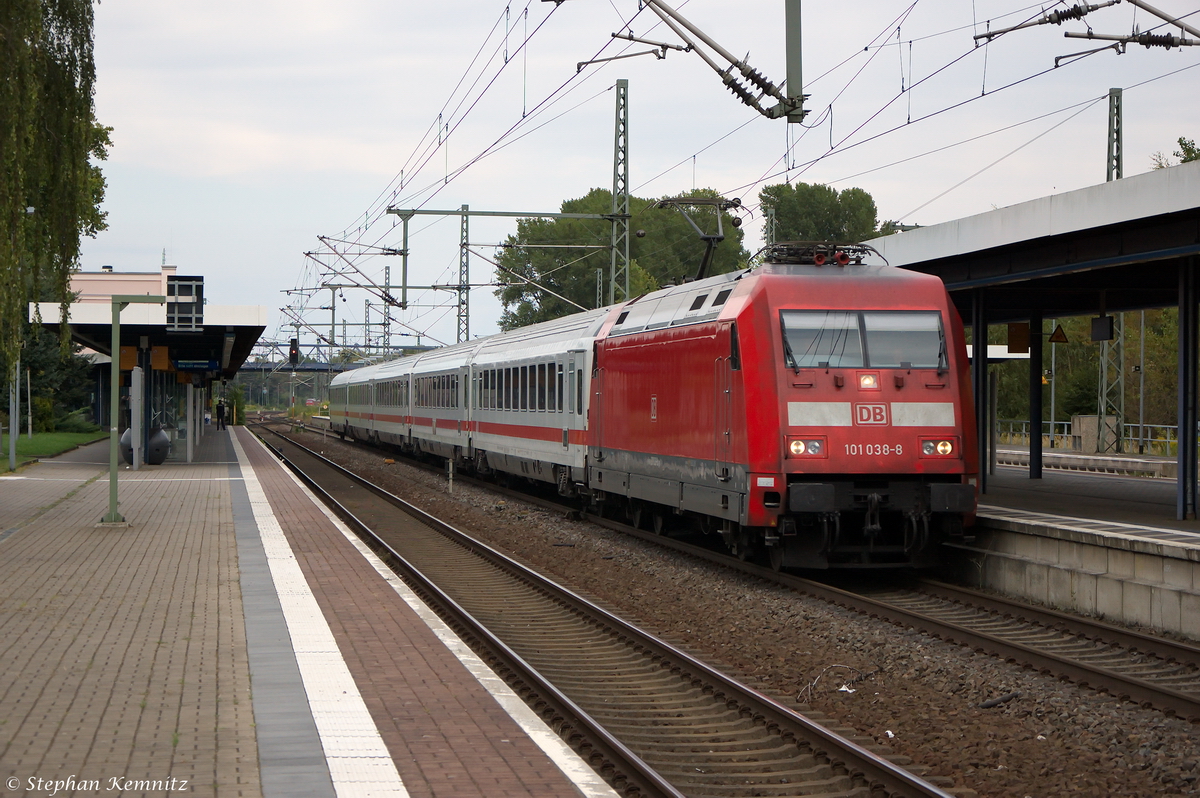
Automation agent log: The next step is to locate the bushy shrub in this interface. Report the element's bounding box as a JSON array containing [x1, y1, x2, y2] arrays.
[[55, 409, 100, 433], [33, 396, 55, 432]]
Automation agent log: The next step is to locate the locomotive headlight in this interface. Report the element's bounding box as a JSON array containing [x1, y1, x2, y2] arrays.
[[787, 438, 825, 457], [858, 373, 879, 390], [920, 438, 957, 457]]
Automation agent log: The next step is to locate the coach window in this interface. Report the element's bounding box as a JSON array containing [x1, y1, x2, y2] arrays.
[[548, 363, 557, 411], [576, 368, 583, 414], [518, 365, 526, 410], [537, 363, 547, 410]]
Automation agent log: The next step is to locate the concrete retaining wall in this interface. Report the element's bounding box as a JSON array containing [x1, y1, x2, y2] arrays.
[[949, 515, 1200, 641]]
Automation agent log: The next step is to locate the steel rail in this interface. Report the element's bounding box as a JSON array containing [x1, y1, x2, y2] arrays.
[[255, 431, 684, 798], [259, 428, 957, 798], [915, 579, 1200, 666], [581, 516, 1200, 721], [266, 422, 1200, 721]]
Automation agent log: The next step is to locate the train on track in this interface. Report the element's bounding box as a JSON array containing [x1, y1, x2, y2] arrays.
[[329, 242, 977, 569]]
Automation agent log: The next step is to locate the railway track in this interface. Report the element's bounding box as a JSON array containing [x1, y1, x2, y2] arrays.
[[273, 423, 1200, 723], [581, 512, 1200, 723], [257, 428, 959, 798]]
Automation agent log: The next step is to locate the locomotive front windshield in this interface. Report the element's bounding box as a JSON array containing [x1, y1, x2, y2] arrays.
[[781, 310, 945, 369]]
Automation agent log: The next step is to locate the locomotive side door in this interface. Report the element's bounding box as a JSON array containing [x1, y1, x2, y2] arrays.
[[590, 343, 605, 461], [715, 354, 732, 483]]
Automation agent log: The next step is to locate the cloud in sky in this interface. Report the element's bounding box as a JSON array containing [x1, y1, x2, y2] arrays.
[[81, 0, 1200, 347]]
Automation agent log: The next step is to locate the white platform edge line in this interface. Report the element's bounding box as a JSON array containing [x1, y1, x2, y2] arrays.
[[263, 435, 621, 798], [231, 431, 410, 798], [978, 504, 1200, 548]]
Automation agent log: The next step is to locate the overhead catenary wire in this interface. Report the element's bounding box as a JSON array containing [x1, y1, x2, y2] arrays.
[[896, 94, 1106, 221], [720, 5, 1106, 210], [293, 0, 1198, 353]]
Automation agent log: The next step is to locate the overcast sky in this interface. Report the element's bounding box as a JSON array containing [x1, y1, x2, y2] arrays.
[[79, 0, 1200, 351]]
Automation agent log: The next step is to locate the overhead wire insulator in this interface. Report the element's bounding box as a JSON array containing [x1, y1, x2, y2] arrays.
[[722, 73, 766, 114], [1135, 32, 1188, 49], [738, 64, 785, 102], [1045, 4, 1092, 25]]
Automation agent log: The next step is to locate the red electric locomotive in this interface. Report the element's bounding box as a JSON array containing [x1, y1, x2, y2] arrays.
[[329, 241, 976, 569], [588, 242, 976, 569]]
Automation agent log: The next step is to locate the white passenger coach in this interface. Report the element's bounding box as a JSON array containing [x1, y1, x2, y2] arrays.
[[329, 307, 610, 495]]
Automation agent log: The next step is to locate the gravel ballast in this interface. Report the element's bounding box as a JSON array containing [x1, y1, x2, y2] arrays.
[[284, 429, 1200, 797]]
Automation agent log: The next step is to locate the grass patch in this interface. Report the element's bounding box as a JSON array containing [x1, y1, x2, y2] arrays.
[[1, 431, 108, 459]]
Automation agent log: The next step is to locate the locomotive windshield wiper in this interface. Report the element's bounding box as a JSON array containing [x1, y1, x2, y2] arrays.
[[937, 330, 948, 375], [781, 329, 799, 372]]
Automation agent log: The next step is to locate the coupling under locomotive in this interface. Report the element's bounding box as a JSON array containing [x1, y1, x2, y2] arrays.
[[329, 241, 977, 569]]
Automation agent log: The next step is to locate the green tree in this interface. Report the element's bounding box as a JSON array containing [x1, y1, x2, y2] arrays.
[[1150, 136, 1198, 169], [1, 0, 109, 383], [494, 187, 748, 330], [991, 312, 1180, 430], [0, 321, 95, 432], [758, 181, 882, 243], [228, 382, 246, 426]]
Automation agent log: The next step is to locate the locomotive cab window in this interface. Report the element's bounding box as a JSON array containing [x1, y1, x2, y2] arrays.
[[862, 312, 944, 369], [780, 309, 944, 370], [780, 310, 864, 368]]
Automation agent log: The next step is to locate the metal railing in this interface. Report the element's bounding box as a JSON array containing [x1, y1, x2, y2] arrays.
[[995, 419, 1184, 456]]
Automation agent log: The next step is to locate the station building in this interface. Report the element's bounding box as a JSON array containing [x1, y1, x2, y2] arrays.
[[30, 264, 266, 462]]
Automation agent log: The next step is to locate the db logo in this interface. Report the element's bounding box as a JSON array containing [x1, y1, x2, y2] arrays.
[[854, 403, 889, 425]]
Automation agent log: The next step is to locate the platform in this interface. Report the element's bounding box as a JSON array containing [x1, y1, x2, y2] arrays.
[[0, 428, 615, 798], [957, 462, 1200, 640]]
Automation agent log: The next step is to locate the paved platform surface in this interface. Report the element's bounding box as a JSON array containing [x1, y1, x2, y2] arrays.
[[0, 427, 614, 798], [983, 462, 1192, 524]]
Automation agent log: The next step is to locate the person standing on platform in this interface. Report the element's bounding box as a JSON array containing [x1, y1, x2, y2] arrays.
[[216, 399, 227, 431]]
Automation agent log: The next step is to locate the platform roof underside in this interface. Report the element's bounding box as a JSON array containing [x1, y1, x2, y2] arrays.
[[868, 160, 1200, 323]]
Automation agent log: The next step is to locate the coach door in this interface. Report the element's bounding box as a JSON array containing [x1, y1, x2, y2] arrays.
[[459, 365, 471, 447], [368, 381, 377, 436]]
